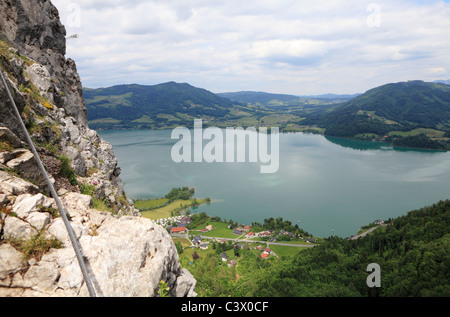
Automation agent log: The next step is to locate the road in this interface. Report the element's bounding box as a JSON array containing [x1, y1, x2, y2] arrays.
[[349, 224, 387, 240], [171, 233, 318, 248]]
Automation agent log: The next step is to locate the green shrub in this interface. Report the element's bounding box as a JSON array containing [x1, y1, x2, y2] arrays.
[[80, 184, 96, 197], [58, 155, 78, 185], [92, 198, 112, 213], [8, 233, 63, 261], [0, 140, 13, 152]]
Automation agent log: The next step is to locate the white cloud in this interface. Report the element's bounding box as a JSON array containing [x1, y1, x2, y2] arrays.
[[250, 39, 330, 59], [52, 0, 450, 94]]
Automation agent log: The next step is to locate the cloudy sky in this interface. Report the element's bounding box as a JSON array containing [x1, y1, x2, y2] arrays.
[[52, 0, 450, 95]]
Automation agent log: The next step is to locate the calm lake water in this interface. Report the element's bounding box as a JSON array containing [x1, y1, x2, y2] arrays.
[[99, 129, 450, 238]]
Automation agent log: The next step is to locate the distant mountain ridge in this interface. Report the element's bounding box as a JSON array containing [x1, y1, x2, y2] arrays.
[[217, 91, 358, 107], [433, 79, 450, 85], [218, 91, 300, 105], [303, 93, 361, 99]]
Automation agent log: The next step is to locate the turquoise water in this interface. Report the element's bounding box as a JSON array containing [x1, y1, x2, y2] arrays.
[[99, 129, 450, 238]]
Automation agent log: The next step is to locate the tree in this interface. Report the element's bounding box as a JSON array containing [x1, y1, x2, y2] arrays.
[[192, 251, 200, 262], [175, 241, 183, 255], [234, 245, 240, 257]]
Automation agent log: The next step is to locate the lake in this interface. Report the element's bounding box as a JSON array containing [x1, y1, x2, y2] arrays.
[[99, 129, 450, 238]]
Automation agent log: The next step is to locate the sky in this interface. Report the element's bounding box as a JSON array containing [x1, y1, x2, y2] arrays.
[[52, 0, 450, 95]]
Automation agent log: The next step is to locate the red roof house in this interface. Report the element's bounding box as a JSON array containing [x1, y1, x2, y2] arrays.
[[171, 227, 186, 234]]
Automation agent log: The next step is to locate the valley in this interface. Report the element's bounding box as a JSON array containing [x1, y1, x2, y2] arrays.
[[85, 80, 450, 151], [1, 0, 449, 300]]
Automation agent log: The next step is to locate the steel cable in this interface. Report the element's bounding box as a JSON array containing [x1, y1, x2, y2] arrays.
[[0, 69, 97, 297]]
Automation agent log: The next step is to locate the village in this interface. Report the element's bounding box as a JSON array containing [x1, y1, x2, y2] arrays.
[[148, 208, 388, 298], [154, 214, 319, 266]]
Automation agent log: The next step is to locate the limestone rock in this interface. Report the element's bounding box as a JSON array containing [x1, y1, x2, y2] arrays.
[[26, 211, 51, 231], [0, 194, 9, 206], [1, 190, 197, 297], [0, 244, 27, 280], [0, 148, 27, 165], [21, 261, 61, 293], [3, 216, 38, 240], [0, 170, 39, 196], [63, 192, 91, 209], [26, 63, 53, 99], [46, 218, 88, 246], [5, 150, 44, 185], [0, 126, 22, 148], [77, 216, 186, 297], [172, 268, 198, 297], [12, 193, 53, 218]]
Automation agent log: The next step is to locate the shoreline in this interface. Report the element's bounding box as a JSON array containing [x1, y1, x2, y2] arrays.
[[137, 197, 210, 220], [99, 127, 449, 152]]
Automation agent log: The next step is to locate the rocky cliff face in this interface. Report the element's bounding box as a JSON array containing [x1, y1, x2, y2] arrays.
[[0, 0, 125, 205], [0, 0, 196, 297], [0, 175, 196, 297]]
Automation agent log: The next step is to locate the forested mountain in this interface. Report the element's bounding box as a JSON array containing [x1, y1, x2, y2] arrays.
[[84, 82, 238, 129], [190, 200, 450, 297], [251, 200, 450, 297], [306, 81, 450, 150]]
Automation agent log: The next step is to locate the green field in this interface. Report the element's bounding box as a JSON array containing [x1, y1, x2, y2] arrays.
[[140, 199, 205, 220], [180, 245, 217, 265], [131, 115, 154, 124], [89, 117, 121, 124], [172, 237, 192, 248], [133, 198, 169, 210], [269, 244, 308, 258], [389, 128, 445, 138], [260, 114, 298, 125], [191, 221, 240, 239]]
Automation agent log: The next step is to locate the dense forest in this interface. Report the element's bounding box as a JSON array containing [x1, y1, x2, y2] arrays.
[[185, 200, 449, 297], [392, 134, 449, 150], [165, 187, 196, 201], [255, 200, 450, 297]]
